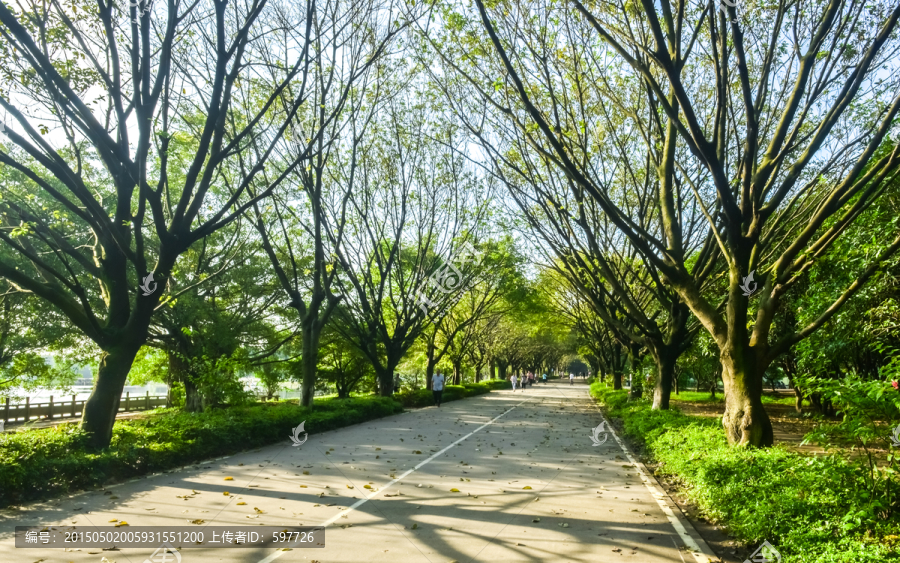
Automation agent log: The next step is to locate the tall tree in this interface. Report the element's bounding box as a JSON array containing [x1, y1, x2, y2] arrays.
[[0, 0, 355, 448], [248, 0, 413, 407], [423, 0, 900, 445]]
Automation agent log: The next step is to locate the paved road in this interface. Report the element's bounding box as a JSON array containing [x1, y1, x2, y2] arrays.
[[0, 381, 716, 563]]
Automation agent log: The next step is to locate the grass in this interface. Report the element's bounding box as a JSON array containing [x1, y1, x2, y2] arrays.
[[668, 390, 796, 405], [0, 379, 509, 509], [590, 381, 900, 563]]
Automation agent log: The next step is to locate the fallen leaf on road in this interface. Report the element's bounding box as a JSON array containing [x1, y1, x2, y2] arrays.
[[532, 518, 540, 522], [236, 502, 247, 505], [411, 523, 418, 530], [303, 471, 310, 475], [189, 520, 205, 524], [114, 521, 128, 527], [223, 492, 230, 496], [450, 488, 460, 492], [224, 477, 233, 481], [523, 486, 532, 490]]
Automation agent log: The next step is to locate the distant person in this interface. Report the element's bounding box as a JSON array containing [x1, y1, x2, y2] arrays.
[[542, 373, 547, 383], [432, 372, 445, 407], [529, 373, 535, 386], [393, 374, 401, 394], [569, 372, 575, 385], [510, 374, 518, 391]]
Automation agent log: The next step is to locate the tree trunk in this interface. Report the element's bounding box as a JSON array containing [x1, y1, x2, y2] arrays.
[[793, 385, 803, 413], [719, 349, 773, 447], [426, 343, 436, 390], [612, 370, 623, 390], [300, 325, 322, 407], [184, 377, 203, 412], [452, 360, 462, 385], [80, 345, 141, 450], [475, 362, 484, 382], [651, 346, 676, 410]]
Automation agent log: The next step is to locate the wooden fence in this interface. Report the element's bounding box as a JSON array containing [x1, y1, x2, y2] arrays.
[[2, 392, 167, 426]]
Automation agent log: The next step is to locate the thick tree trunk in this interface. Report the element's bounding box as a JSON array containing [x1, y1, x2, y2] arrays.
[[184, 377, 203, 412], [300, 325, 322, 407], [452, 360, 462, 385], [81, 345, 141, 450], [719, 349, 773, 447], [651, 347, 676, 410], [612, 370, 623, 390], [474, 363, 484, 382]]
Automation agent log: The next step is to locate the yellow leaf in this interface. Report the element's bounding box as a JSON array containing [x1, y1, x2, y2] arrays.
[[223, 492, 230, 496], [523, 486, 532, 490], [108, 519, 118, 522], [114, 521, 129, 527], [450, 488, 460, 492], [224, 477, 234, 481], [236, 502, 247, 505]]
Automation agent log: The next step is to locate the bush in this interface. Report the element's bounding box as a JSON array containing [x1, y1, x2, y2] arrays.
[[393, 379, 509, 408], [590, 381, 900, 563], [0, 396, 402, 508]]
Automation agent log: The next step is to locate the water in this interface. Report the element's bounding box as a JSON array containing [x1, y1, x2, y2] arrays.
[[4, 385, 169, 406]]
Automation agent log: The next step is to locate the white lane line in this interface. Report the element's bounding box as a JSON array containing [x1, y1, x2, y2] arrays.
[[598, 409, 715, 563], [256, 398, 527, 563]]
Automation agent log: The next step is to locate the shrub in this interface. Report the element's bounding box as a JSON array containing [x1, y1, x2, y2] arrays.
[[0, 396, 402, 508], [590, 381, 900, 563]]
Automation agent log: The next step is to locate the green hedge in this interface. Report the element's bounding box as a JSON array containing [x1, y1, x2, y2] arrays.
[[589, 382, 900, 563], [0, 396, 402, 508], [393, 379, 510, 408]]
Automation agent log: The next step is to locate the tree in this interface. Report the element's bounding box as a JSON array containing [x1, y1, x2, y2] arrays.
[[0, 0, 382, 448], [327, 83, 492, 396], [424, 0, 900, 445], [248, 0, 414, 408]]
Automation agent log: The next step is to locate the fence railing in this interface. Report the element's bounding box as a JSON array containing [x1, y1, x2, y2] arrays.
[[2, 392, 167, 426]]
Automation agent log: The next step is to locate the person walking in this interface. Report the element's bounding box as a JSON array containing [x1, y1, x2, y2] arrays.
[[393, 374, 402, 394], [542, 373, 547, 383], [529, 372, 535, 386], [510, 373, 518, 391], [432, 372, 445, 407], [569, 372, 575, 385]]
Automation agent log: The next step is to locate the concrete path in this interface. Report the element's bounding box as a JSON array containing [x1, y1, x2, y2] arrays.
[[0, 381, 717, 563]]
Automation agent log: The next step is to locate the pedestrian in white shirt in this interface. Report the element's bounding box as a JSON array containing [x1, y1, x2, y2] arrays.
[[569, 372, 575, 385], [432, 372, 445, 407], [510, 374, 518, 391]]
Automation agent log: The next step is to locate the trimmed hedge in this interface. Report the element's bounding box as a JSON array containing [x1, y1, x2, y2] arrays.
[[393, 379, 510, 408], [0, 396, 402, 508], [589, 382, 900, 563]]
